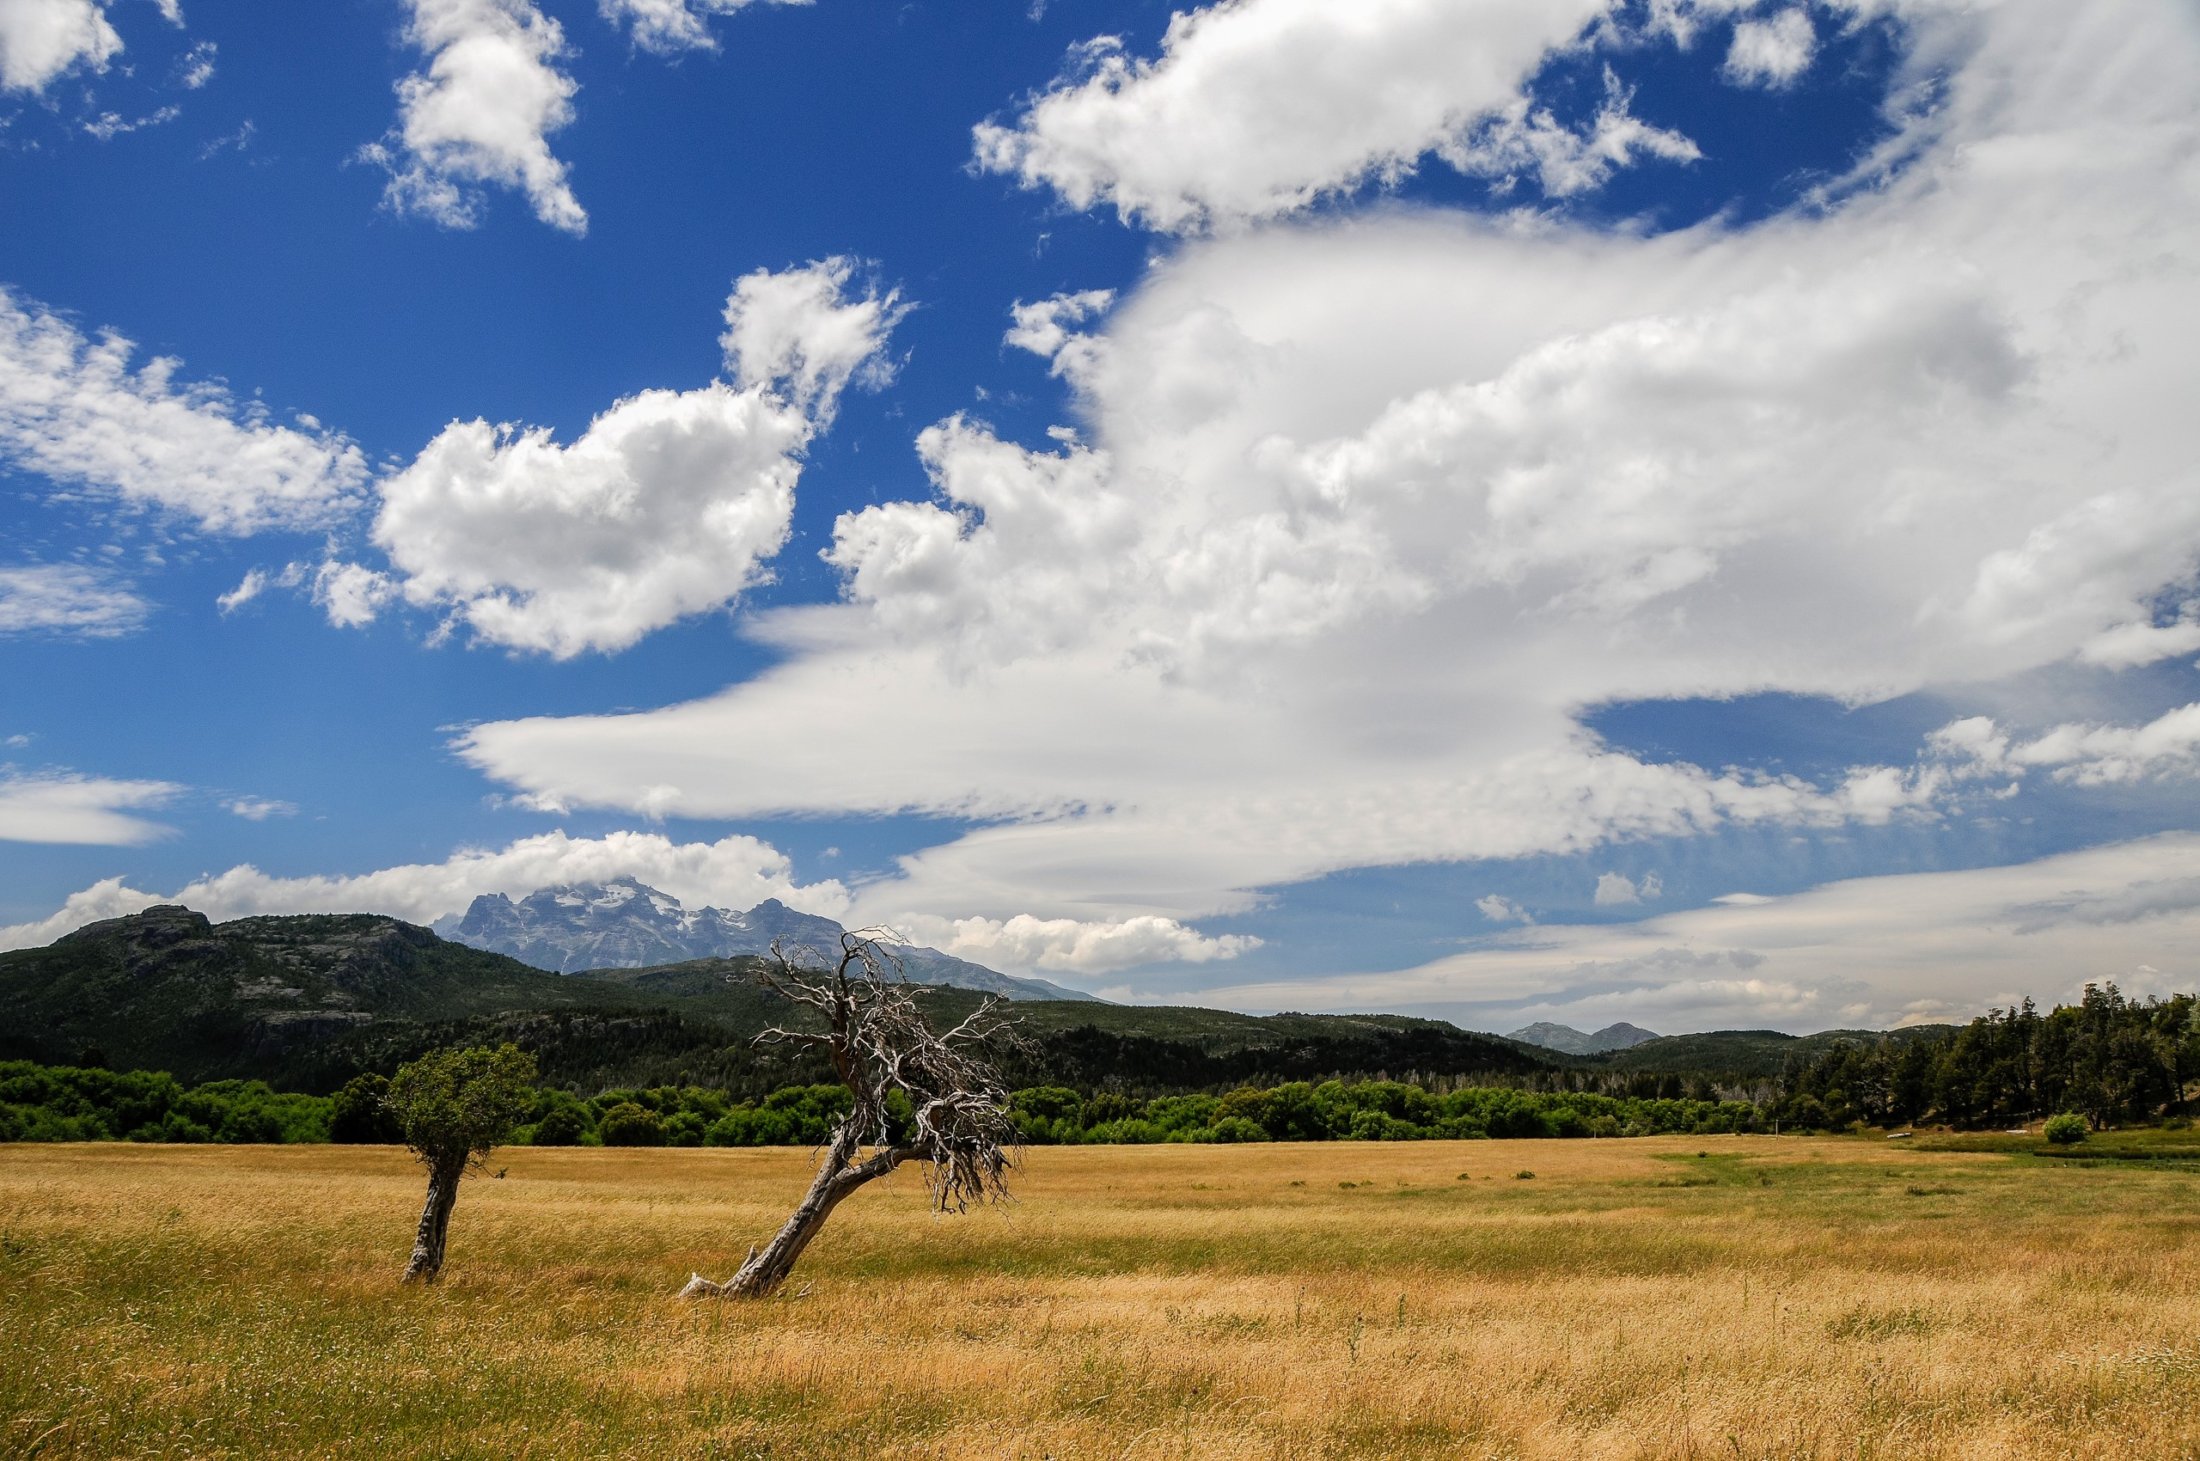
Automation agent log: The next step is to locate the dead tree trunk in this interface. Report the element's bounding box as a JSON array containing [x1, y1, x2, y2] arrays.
[[402, 1157, 465, 1283], [683, 1132, 912, 1299], [680, 932, 1020, 1301]]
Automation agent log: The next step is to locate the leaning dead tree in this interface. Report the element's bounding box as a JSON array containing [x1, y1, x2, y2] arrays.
[[681, 931, 1021, 1299]]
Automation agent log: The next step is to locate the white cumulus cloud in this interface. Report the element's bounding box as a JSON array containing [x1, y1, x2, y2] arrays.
[[363, 0, 587, 234], [1594, 871, 1664, 906], [361, 388, 800, 655], [1476, 894, 1533, 924], [893, 912, 1258, 975], [719, 257, 907, 419], [344, 260, 899, 656], [2012, 704, 2200, 788], [973, 0, 1623, 232], [1724, 8, 1816, 88], [0, 287, 368, 534], [1005, 288, 1115, 364], [599, 0, 806, 55], [0, 0, 121, 94], [175, 37, 213, 87], [313, 561, 397, 629], [1930, 705, 2200, 789]]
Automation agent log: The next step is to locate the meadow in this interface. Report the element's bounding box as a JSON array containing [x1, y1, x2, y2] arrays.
[[3, 1136, 2198, 1459]]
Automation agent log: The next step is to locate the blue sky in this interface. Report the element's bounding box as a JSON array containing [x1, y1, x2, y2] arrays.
[[4, 0, 2198, 1033]]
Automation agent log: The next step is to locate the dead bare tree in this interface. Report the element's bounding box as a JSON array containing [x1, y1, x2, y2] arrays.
[[680, 930, 1021, 1300]]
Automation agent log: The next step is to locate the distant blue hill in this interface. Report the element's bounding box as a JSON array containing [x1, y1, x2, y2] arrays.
[[433, 877, 1102, 1003], [1506, 1021, 1662, 1056]]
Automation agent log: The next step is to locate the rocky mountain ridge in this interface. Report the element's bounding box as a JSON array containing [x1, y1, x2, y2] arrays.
[[433, 878, 1100, 1002]]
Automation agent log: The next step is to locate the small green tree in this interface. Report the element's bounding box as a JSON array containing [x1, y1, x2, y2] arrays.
[[385, 1044, 537, 1283], [2043, 1111, 2089, 1145]]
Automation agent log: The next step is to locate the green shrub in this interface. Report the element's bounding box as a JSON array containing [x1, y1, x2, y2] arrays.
[[2043, 1112, 2088, 1145], [1201, 1116, 1268, 1143], [598, 1101, 665, 1147], [531, 1104, 587, 1146], [329, 1074, 400, 1144]]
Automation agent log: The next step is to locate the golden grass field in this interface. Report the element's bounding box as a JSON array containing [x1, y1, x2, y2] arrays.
[[4, 1136, 2199, 1459]]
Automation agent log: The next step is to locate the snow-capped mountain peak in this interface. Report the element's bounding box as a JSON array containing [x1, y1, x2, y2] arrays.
[[432, 881, 1099, 1001]]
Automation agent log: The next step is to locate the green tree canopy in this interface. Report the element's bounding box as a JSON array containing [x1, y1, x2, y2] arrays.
[[386, 1044, 538, 1171], [385, 1043, 538, 1283]]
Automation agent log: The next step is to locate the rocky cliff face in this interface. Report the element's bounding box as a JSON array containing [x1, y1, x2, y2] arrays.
[[434, 878, 1100, 1001]]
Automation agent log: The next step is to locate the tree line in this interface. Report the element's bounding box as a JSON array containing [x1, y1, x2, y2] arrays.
[[0, 1060, 1763, 1146], [8, 984, 2194, 1149], [1772, 984, 2199, 1131]]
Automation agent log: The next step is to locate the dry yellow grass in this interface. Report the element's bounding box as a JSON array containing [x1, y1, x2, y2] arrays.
[[4, 1136, 2199, 1458]]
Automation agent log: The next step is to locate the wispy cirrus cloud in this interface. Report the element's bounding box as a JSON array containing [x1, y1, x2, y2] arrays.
[[0, 563, 149, 637], [222, 796, 297, 822]]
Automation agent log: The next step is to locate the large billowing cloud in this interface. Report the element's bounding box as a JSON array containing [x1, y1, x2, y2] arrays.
[[0, 0, 121, 94], [0, 288, 368, 534], [1183, 836, 2200, 1030], [363, 0, 587, 234], [333, 259, 899, 656], [456, 1, 2200, 976]]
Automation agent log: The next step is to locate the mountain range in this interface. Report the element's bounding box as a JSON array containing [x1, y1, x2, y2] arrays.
[[432, 878, 1099, 1002], [1506, 1021, 1662, 1056], [0, 901, 1948, 1098], [0, 904, 1555, 1093]]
